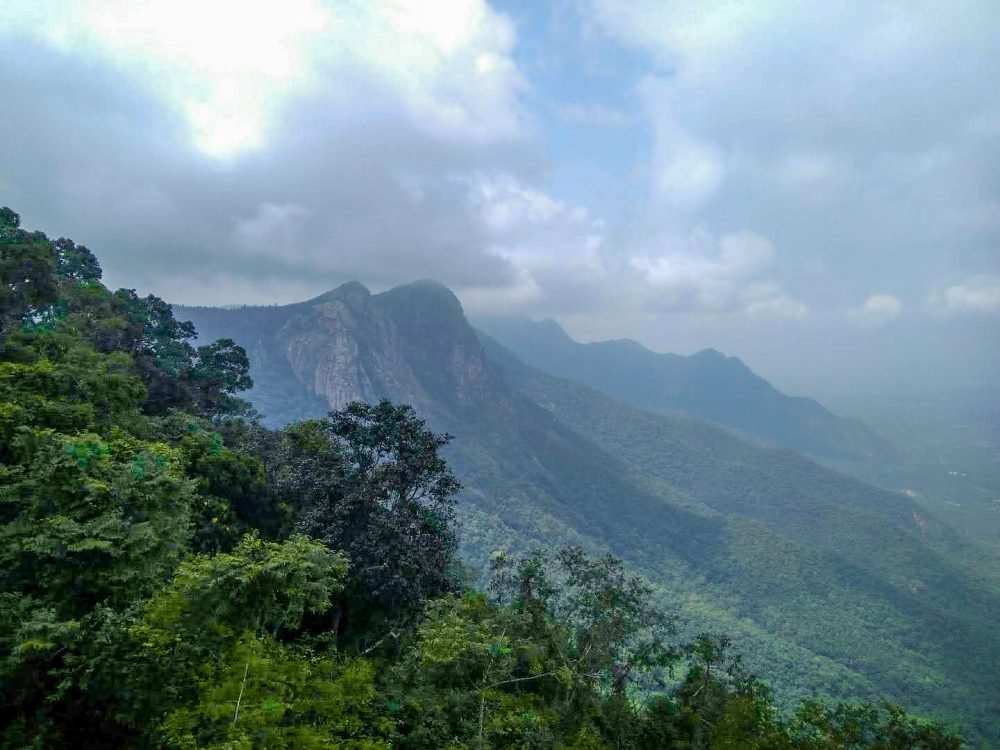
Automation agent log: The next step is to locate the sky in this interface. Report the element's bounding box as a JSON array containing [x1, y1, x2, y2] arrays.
[[1, 0, 998, 402]]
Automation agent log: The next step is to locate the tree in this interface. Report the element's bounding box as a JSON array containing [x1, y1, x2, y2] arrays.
[[493, 546, 679, 696], [789, 701, 962, 750], [191, 337, 253, 413], [281, 401, 461, 637], [0, 207, 58, 336], [160, 633, 389, 750], [135, 535, 379, 748], [391, 592, 564, 750], [137, 534, 348, 656], [0, 330, 200, 746], [179, 428, 288, 552], [52, 236, 102, 282], [674, 634, 782, 750]]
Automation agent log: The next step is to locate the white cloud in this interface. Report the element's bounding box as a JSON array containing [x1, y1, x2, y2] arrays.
[[631, 230, 788, 312], [849, 293, 903, 324], [638, 77, 725, 211], [929, 277, 1000, 314], [4, 0, 331, 156], [1, 0, 525, 157], [468, 174, 605, 267]]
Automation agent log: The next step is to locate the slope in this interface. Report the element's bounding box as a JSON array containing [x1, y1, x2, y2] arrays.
[[475, 316, 891, 462], [176, 283, 999, 745]]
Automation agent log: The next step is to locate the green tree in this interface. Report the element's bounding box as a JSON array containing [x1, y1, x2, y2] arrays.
[[135, 535, 385, 748], [0, 207, 58, 336], [789, 700, 962, 750], [493, 546, 678, 696], [391, 592, 564, 750], [52, 236, 102, 282], [276, 401, 461, 637]]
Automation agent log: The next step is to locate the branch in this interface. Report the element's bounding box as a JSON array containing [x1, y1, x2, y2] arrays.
[[232, 661, 250, 725], [360, 630, 400, 655], [485, 671, 558, 690]]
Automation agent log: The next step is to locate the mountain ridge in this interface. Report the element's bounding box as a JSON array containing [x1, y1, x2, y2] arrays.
[[474, 315, 892, 462]]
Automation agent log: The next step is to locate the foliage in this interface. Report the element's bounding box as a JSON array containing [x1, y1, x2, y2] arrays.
[[260, 401, 462, 636], [138, 533, 347, 650], [161, 633, 390, 749], [0, 207, 58, 336]]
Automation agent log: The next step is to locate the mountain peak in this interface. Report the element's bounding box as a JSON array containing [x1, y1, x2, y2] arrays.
[[309, 280, 371, 306], [470, 315, 576, 352], [377, 279, 465, 321], [693, 347, 726, 360]]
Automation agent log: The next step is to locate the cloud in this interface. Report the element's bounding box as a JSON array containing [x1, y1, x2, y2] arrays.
[[0, 1, 535, 305], [1, 0, 996, 398], [629, 230, 801, 313], [929, 277, 1000, 314], [638, 78, 726, 211], [744, 295, 808, 320], [458, 174, 616, 315], [583, 0, 1000, 308], [849, 293, 903, 324], [3, 0, 525, 157]]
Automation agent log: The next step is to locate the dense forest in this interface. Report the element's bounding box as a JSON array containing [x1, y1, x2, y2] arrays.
[[0, 206, 969, 748]]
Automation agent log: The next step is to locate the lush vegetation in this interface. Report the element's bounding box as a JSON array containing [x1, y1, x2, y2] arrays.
[[0, 208, 974, 748]]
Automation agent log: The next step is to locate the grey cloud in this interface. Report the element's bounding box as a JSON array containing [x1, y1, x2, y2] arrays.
[[0, 34, 538, 305]]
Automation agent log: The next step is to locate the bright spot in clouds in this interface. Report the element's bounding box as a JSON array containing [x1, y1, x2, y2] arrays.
[[4, 0, 522, 156], [12, 0, 330, 156], [930, 277, 1000, 314], [850, 294, 903, 324]]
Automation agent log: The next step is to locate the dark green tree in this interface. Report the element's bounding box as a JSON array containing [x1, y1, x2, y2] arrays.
[[267, 401, 461, 639], [52, 236, 102, 282], [0, 207, 58, 336]]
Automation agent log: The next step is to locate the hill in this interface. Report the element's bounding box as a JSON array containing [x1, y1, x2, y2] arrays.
[[475, 316, 891, 462], [177, 283, 1000, 745]]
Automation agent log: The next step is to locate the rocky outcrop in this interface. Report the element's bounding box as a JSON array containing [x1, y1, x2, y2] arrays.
[[277, 280, 500, 425]]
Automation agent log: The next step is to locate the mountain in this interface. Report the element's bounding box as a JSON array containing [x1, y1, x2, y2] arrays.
[[176, 282, 999, 745], [474, 316, 891, 462]]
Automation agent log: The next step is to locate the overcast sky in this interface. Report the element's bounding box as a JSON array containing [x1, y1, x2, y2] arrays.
[[1, 0, 997, 401]]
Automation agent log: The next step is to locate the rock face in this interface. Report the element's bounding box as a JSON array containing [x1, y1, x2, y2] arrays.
[[178, 280, 505, 429], [280, 280, 497, 420]]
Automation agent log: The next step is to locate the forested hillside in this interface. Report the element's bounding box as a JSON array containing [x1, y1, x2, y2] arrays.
[[178, 281, 999, 745], [475, 316, 890, 462], [474, 319, 1000, 552]]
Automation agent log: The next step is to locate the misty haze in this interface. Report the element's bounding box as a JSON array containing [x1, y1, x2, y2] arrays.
[[1, 1, 998, 748]]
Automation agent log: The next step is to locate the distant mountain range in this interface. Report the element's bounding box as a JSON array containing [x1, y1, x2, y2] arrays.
[[176, 281, 999, 744], [475, 316, 891, 462]]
